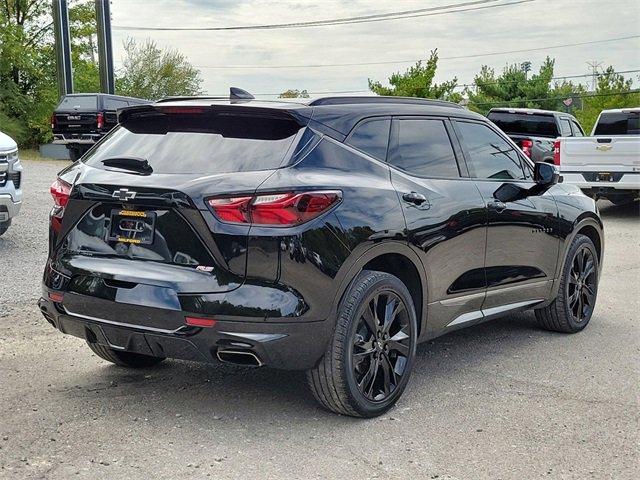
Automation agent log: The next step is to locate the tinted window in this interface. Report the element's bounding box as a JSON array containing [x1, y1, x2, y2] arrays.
[[391, 119, 459, 177], [83, 110, 302, 174], [347, 118, 390, 160], [104, 98, 129, 110], [594, 112, 640, 135], [457, 121, 526, 180], [487, 112, 559, 137], [57, 95, 97, 110], [559, 119, 572, 136], [570, 120, 584, 137]]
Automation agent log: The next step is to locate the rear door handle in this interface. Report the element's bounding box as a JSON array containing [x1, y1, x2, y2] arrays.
[[487, 200, 507, 213], [402, 191, 428, 205]]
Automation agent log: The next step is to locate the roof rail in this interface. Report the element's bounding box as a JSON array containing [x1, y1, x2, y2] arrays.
[[308, 96, 464, 109], [156, 87, 255, 103]]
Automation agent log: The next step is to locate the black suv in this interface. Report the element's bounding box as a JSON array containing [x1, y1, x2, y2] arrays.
[[487, 108, 585, 163], [40, 95, 603, 417]]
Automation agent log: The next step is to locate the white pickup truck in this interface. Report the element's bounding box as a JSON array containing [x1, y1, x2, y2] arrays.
[[555, 108, 639, 205]]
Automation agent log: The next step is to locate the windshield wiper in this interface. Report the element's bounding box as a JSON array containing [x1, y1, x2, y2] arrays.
[[101, 156, 153, 175]]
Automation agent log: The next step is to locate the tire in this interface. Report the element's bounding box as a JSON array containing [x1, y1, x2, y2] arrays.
[[0, 220, 10, 237], [68, 147, 80, 161], [87, 341, 165, 368], [535, 234, 599, 333], [307, 270, 418, 417]]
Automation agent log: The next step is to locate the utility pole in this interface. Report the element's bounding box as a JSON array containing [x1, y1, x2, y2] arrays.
[[52, 0, 73, 98], [586, 60, 603, 91], [95, 0, 115, 94]]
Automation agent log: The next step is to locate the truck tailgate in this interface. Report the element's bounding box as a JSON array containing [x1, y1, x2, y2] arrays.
[[560, 136, 640, 171]]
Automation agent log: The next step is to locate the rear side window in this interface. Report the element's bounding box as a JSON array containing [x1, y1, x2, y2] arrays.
[[594, 112, 640, 135], [83, 110, 302, 174], [104, 98, 129, 110], [57, 95, 97, 110], [570, 120, 584, 136], [347, 118, 390, 161], [487, 112, 559, 137], [559, 119, 572, 136], [390, 118, 459, 178], [456, 121, 526, 180]]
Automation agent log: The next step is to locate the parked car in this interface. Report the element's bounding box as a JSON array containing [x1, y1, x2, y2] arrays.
[[0, 130, 22, 236], [487, 107, 585, 163], [39, 94, 604, 417], [554, 107, 639, 204], [51, 93, 151, 161]]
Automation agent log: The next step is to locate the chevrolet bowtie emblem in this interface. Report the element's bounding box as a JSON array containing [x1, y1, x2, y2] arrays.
[[112, 188, 137, 201], [596, 144, 613, 151]]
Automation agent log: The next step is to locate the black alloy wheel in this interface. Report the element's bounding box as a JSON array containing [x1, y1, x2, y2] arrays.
[[352, 291, 412, 402], [307, 270, 417, 417], [567, 244, 597, 323]]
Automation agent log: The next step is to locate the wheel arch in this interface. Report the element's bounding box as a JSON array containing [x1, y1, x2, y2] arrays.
[[330, 241, 428, 337]]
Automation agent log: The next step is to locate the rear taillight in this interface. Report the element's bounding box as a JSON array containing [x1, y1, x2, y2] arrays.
[[50, 178, 71, 208], [553, 140, 561, 165], [521, 139, 533, 158], [96, 112, 104, 129], [50, 114, 56, 130], [207, 191, 341, 227]]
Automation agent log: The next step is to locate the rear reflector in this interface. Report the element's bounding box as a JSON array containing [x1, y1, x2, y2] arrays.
[[48, 292, 64, 303], [207, 191, 341, 227], [553, 140, 561, 165], [185, 316, 217, 328]]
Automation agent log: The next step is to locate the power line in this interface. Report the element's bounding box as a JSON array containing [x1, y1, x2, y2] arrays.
[[185, 35, 640, 70], [470, 90, 640, 107], [112, 0, 525, 31]]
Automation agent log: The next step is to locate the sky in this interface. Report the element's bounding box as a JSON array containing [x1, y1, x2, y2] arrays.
[[109, 0, 640, 99]]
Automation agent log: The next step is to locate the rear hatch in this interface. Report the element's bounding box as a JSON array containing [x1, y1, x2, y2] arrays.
[[53, 104, 311, 307], [53, 95, 99, 134]]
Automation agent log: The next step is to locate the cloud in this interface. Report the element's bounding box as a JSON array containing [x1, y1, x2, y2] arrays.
[[111, 0, 640, 98]]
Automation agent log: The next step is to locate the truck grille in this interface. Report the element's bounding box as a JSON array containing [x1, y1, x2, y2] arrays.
[[0, 171, 6, 187]]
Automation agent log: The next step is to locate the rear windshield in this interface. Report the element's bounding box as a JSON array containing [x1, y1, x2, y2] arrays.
[[593, 112, 640, 135], [83, 110, 302, 174], [57, 95, 98, 110], [487, 112, 559, 138]]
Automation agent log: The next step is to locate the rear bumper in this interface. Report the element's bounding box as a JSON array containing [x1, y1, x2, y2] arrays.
[[561, 171, 640, 193], [38, 289, 332, 371], [53, 133, 101, 145]]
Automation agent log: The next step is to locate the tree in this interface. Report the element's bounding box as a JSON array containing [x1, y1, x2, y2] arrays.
[[116, 39, 203, 100], [368, 49, 460, 102], [574, 67, 640, 133], [278, 89, 309, 98]]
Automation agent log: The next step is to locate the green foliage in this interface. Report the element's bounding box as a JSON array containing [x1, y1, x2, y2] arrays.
[[116, 39, 203, 100], [574, 67, 640, 133], [278, 89, 309, 98], [368, 50, 461, 102]]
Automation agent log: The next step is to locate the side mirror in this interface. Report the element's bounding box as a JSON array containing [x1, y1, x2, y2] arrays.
[[534, 162, 559, 186]]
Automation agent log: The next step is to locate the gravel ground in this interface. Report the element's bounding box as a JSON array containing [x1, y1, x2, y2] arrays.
[[0, 159, 638, 479]]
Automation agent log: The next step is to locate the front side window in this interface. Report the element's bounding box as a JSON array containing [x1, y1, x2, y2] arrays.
[[347, 118, 390, 161], [390, 118, 459, 178], [456, 121, 526, 180]]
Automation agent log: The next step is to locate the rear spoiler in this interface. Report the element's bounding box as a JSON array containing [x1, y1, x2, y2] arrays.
[[155, 87, 255, 104]]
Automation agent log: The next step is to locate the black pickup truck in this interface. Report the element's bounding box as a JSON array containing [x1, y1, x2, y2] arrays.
[[487, 108, 585, 163], [51, 93, 150, 160]]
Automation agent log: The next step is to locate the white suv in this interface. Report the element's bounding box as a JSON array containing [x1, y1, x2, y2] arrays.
[[0, 131, 23, 236]]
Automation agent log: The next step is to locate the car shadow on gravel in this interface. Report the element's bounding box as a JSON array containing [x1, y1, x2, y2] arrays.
[[597, 199, 639, 219], [53, 311, 547, 421]]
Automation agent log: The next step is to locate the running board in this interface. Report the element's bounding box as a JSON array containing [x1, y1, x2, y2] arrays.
[[446, 299, 542, 328]]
